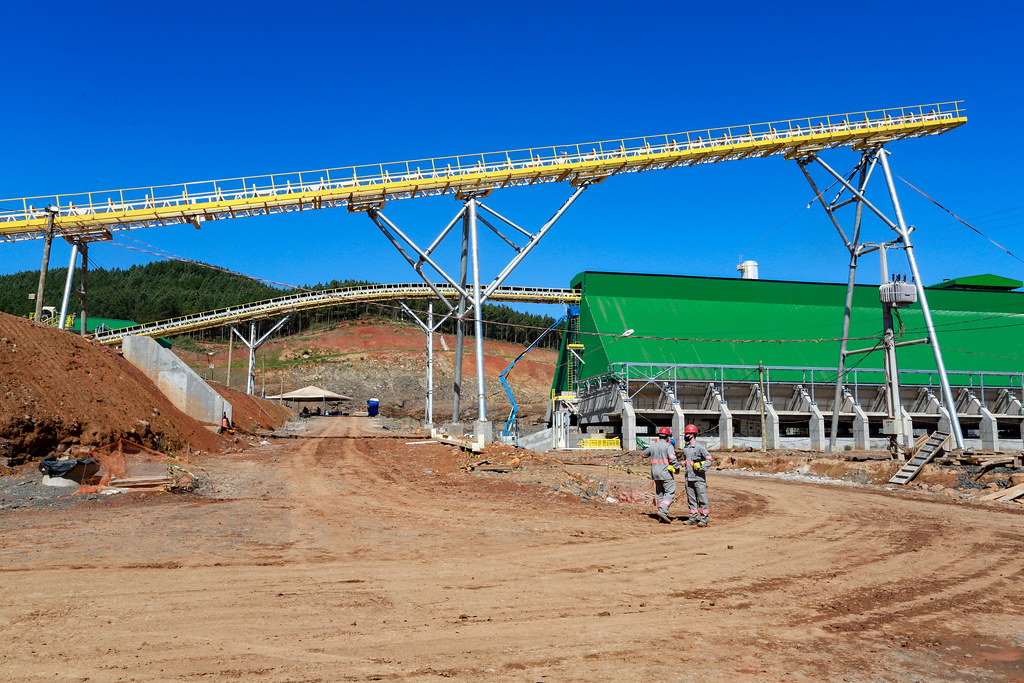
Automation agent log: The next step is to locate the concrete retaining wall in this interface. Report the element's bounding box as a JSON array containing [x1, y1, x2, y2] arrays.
[[519, 427, 554, 452], [123, 336, 232, 425]]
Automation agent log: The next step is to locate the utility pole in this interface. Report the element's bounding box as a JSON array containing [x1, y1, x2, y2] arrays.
[[34, 206, 58, 322]]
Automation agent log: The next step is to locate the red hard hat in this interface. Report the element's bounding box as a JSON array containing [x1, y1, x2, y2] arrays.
[[657, 427, 671, 436], [684, 424, 699, 434]]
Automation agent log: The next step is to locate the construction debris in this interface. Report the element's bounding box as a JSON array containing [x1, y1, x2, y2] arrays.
[[979, 481, 1024, 502], [58, 439, 203, 494], [432, 428, 484, 453]]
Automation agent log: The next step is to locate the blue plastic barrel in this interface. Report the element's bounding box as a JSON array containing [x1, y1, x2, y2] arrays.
[[367, 398, 379, 417]]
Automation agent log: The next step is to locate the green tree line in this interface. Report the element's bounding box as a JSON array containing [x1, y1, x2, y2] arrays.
[[0, 261, 561, 347]]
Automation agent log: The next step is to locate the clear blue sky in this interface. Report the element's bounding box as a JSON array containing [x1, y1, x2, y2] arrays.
[[2, 0, 1021, 316]]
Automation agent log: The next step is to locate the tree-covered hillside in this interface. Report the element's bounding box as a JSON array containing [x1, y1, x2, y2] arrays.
[[0, 261, 560, 347]]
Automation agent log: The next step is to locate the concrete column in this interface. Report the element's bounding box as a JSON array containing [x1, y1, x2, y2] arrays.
[[671, 401, 686, 444], [956, 389, 999, 451], [852, 402, 870, 450], [937, 406, 952, 436], [978, 409, 998, 452], [808, 402, 826, 451], [664, 387, 686, 443], [999, 390, 1024, 451], [553, 409, 571, 449], [620, 391, 637, 451], [901, 413, 914, 447], [474, 420, 493, 444], [718, 401, 734, 449], [763, 401, 781, 450], [917, 388, 953, 436]]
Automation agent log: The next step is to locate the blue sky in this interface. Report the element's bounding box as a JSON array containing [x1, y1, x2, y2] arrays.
[[2, 0, 1021, 316]]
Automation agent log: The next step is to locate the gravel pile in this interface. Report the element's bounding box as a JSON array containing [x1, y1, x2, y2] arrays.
[[953, 465, 1016, 491], [0, 474, 103, 511]]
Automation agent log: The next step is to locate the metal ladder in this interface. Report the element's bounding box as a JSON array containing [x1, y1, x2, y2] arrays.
[[888, 431, 950, 485]]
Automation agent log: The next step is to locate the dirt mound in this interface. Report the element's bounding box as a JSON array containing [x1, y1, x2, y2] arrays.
[[0, 312, 227, 468], [213, 384, 294, 432]]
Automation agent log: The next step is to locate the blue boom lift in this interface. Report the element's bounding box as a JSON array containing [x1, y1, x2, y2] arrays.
[[499, 312, 568, 445]]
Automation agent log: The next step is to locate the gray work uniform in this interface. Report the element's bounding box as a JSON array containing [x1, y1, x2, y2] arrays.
[[682, 442, 713, 523], [642, 438, 681, 516]]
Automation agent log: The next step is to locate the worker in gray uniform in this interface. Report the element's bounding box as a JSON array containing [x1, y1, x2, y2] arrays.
[[642, 426, 681, 524], [681, 424, 713, 527]]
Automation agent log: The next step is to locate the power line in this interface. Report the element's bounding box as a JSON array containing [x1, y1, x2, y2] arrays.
[[898, 174, 1024, 266]]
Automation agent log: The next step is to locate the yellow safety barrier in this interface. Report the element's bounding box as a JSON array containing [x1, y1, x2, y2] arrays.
[[581, 438, 621, 449]]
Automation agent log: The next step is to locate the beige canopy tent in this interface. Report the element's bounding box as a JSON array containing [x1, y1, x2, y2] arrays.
[[264, 385, 353, 414]]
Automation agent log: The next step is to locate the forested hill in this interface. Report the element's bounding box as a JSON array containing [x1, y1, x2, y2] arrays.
[[0, 261, 559, 346]]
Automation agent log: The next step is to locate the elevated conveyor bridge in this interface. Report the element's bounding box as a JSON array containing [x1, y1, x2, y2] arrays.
[[1, 102, 965, 242], [10, 100, 971, 446], [91, 283, 579, 346]]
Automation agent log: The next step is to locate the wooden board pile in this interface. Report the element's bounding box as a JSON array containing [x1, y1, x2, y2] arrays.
[[74, 439, 200, 494]]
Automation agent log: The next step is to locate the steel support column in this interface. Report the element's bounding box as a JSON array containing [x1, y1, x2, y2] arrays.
[[78, 243, 88, 336], [801, 147, 965, 451], [57, 243, 79, 330], [426, 302, 434, 427], [801, 152, 876, 451], [466, 198, 487, 421], [230, 315, 291, 395], [361, 184, 590, 438], [400, 301, 456, 429], [877, 149, 965, 449], [453, 218, 469, 424]]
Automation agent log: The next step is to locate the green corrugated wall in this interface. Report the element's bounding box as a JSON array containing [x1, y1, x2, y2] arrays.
[[551, 271, 1024, 393]]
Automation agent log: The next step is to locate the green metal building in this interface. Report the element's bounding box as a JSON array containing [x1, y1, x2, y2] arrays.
[[553, 271, 1024, 452]]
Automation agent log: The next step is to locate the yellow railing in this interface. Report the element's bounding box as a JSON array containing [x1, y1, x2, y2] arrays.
[[0, 101, 965, 241], [91, 282, 580, 345]]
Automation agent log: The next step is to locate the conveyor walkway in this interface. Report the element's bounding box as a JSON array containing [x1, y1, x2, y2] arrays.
[[1, 102, 965, 243], [91, 282, 579, 345]]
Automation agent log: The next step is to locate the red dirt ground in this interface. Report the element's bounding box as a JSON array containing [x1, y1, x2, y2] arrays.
[[0, 417, 1021, 681], [2, 313, 1022, 680]]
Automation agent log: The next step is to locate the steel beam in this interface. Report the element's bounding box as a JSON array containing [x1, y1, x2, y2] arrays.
[[467, 199, 487, 421], [57, 243, 79, 330], [400, 300, 456, 429], [364, 186, 590, 435], [877, 149, 965, 449], [453, 217, 469, 425], [230, 315, 291, 395]]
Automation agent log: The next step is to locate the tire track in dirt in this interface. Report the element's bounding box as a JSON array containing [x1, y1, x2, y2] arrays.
[[1, 420, 1022, 681]]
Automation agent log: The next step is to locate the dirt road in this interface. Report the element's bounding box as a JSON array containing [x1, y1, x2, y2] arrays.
[[1, 418, 1022, 681]]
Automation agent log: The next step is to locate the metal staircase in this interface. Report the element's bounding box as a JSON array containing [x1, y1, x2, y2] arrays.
[[888, 431, 950, 485]]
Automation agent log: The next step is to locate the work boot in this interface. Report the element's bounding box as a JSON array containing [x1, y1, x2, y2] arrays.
[[685, 518, 699, 525], [655, 510, 671, 524], [697, 520, 708, 528]]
